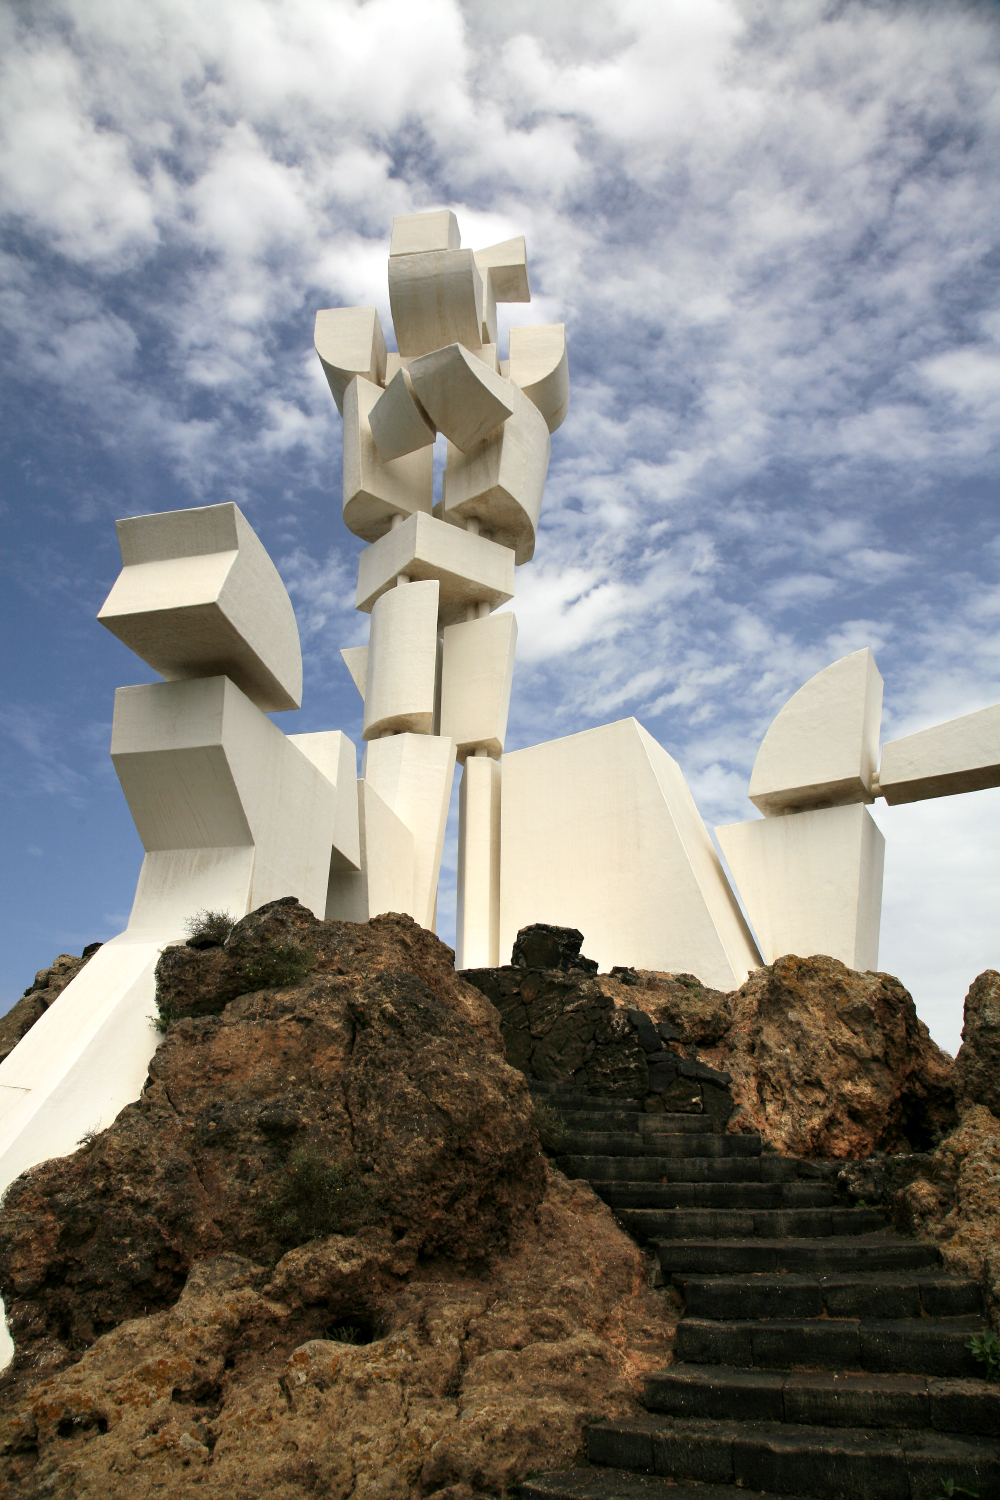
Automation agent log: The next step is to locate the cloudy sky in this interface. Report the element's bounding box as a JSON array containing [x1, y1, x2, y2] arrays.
[[1, 0, 998, 1053]]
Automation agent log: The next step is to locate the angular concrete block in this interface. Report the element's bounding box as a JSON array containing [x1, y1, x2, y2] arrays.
[[438, 381, 551, 564], [409, 343, 514, 452], [749, 649, 883, 816], [111, 674, 339, 921], [355, 511, 514, 625], [98, 502, 303, 713], [340, 645, 369, 699], [288, 729, 361, 872], [878, 703, 1000, 804], [457, 755, 502, 968], [343, 374, 434, 542], [362, 579, 440, 740], [508, 322, 570, 434], [314, 305, 387, 415], [474, 236, 531, 304], [363, 732, 457, 930], [369, 367, 436, 461], [388, 249, 483, 358], [440, 611, 517, 759], [390, 209, 460, 256], [326, 779, 414, 922], [716, 804, 885, 970], [500, 719, 763, 989]]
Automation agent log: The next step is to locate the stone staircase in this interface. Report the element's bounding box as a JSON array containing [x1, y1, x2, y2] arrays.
[[522, 1084, 1000, 1500]]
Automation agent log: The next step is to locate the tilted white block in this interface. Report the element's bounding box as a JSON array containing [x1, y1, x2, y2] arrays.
[[355, 511, 514, 625], [369, 368, 436, 462], [500, 719, 763, 989], [326, 779, 415, 923], [288, 730, 361, 871], [716, 805, 885, 971], [343, 375, 434, 542], [314, 306, 387, 415], [474, 236, 531, 303], [112, 675, 338, 921], [508, 323, 570, 434], [440, 612, 517, 760], [456, 754, 502, 968], [409, 343, 514, 453], [749, 648, 883, 816], [341, 645, 369, 699], [877, 702, 1000, 805], [98, 502, 303, 713], [388, 249, 483, 358], [438, 381, 551, 564], [362, 579, 440, 740], [390, 210, 461, 256], [363, 732, 457, 930]]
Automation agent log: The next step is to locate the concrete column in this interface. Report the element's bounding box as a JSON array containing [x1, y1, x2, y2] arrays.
[[456, 753, 502, 968]]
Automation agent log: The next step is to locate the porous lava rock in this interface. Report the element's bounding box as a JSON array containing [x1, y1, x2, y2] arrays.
[[0, 945, 101, 1065], [952, 969, 1000, 1118], [703, 955, 957, 1157], [0, 901, 544, 1389], [511, 924, 597, 974]]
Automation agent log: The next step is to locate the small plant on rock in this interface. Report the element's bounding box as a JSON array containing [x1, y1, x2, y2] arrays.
[[934, 1480, 979, 1498], [258, 1146, 372, 1246], [184, 909, 237, 948], [233, 941, 313, 996], [967, 1329, 1000, 1381]]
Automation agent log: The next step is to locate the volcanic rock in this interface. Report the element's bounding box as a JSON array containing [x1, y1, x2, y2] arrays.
[[510, 924, 598, 974], [952, 969, 1000, 1117]]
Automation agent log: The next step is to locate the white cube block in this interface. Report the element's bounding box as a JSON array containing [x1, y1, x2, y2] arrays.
[[440, 612, 517, 760], [388, 249, 483, 358], [362, 579, 440, 740], [508, 322, 569, 434], [474, 236, 531, 303], [355, 511, 514, 625], [98, 502, 303, 713], [500, 719, 762, 989], [369, 368, 436, 462], [749, 648, 883, 816], [438, 381, 551, 564], [716, 805, 885, 971], [343, 375, 434, 542], [314, 306, 387, 415], [878, 702, 1000, 805], [409, 343, 514, 453], [390, 210, 461, 256]]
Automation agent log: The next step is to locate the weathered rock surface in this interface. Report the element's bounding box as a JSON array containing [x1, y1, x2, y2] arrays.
[[0, 945, 101, 1065], [511, 924, 598, 974], [0, 903, 669, 1498], [953, 969, 1000, 1117]]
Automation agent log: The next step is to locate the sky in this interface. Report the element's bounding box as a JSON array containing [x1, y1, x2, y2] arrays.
[[1, 0, 998, 1055]]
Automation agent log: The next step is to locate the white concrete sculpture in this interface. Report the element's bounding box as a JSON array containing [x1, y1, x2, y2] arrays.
[[500, 719, 763, 990], [317, 207, 572, 962], [718, 650, 1000, 969]]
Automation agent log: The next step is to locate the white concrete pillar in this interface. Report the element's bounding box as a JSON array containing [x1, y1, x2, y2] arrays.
[[456, 753, 502, 968]]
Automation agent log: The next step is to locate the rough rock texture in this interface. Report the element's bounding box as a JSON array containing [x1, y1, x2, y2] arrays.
[[953, 969, 1000, 1117], [703, 955, 957, 1157], [0, 903, 668, 1499], [0, 945, 101, 1065], [0, 901, 542, 1387], [464, 951, 952, 1155], [511, 924, 597, 974], [461, 962, 733, 1125]]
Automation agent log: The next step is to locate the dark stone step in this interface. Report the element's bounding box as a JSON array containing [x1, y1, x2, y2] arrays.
[[557, 1155, 764, 1183], [674, 1271, 984, 1321], [585, 1414, 1000, 1499], [517, 1465, 805, 1500], [643, 1364, 1000, 1436], [558, 1132, 762, 1159], [546, 1110, 715, 1134], [656, 1237, 942, 1276], [675, 1315, 986, 1376], [621, 1207, 887, 1241], [594, 1183, 835, 1211]]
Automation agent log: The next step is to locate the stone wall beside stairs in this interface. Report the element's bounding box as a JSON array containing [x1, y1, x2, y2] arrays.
[[461, 924, 736, 1130]]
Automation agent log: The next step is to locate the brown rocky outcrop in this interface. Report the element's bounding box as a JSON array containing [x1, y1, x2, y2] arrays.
[[953, 969, 1000, 1117], [0, 904, 669, 1498], [0, 945, 101, 1065]]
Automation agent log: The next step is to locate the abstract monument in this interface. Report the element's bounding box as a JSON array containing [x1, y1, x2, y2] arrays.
[[1, 209, 999, 1369]]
